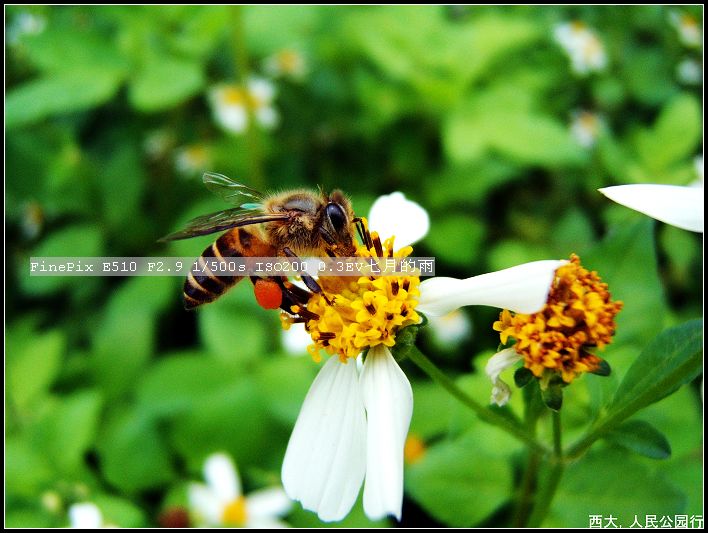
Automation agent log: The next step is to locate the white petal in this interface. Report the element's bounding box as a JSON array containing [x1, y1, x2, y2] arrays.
[[69, 502, 103, 529], [599, 184, 703, 233], [246, 487, 293, 520], [204, 452, 241, 502], [417, 260, 565, 317], [281, 356, 367, 522], [360, 345, 413, 521], [281, 324, 312, 356], [188, 483, 223, 526], [485, 348, 522, 406], [368, 192, 430, 247]]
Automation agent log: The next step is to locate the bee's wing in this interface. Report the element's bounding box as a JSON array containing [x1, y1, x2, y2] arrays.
[[159, 207, 288, 241], [203, 172, 266, 206]]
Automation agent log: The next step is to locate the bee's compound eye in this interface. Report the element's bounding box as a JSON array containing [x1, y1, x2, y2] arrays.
[[326, 203, 347, 232]]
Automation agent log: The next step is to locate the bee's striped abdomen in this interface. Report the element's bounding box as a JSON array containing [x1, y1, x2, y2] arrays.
[[183, 230, 246, 309]]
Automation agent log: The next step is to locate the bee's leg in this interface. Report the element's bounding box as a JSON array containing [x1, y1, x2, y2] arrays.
[[282, 247, 323, 295], [353, 217, 373, 249]]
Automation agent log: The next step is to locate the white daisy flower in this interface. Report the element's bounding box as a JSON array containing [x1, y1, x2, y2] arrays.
[[208, 78, 279, 135], [189, 452, 292, 528], [599, 184, 703, 233], [367, 192, 430, 248], [264, 49, 308, 81], [281, 194, 563, 522], [281, 324, 313, 356], [553, 21, 608, 75]]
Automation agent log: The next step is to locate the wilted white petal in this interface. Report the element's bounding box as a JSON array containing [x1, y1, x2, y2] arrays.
[[69, 502, 103, 529], [417, 260, 564, 317], [281, 356, 367, 522], [188, 483, 223, 526], [204, 453, 241, 502], [281, 325, 312, 356], [246, 487, 292, 520], [360, 345, 413, 521], [599, 184, 703, 233], [485, 348, 522, 406], [368, 192, 430, 247]]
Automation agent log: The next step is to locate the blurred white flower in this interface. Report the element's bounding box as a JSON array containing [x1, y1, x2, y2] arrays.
[[553, 21, 608, 75], [68, 502, 116, 528], [570, 110, 602, 148], [368, 192, 430, 248], [676, 58, 702, 86], [7, 11, 47, 45], [208, 78, 279, 135], [264, 49, 308, 81], [174, 144, 212, 177], [143, 129, 176, 161], [669, 10, 702, 48], [189, 452, 291, 528], [427, 309, 472, 347], [599, 184, 703, 233]]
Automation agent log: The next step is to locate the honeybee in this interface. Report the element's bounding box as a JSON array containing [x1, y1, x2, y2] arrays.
[[160, 172, 361, 310]]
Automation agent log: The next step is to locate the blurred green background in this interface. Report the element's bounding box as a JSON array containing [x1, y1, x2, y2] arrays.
[[6, 5, 703, 528]]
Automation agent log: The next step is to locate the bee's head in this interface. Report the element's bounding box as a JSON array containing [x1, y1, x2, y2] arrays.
[[321, 190, 356, 254]]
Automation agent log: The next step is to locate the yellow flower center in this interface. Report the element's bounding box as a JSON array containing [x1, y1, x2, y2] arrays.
[[493, 254, 622, 384], [222, 496, 247, 527], [282, 224, 421, 362]]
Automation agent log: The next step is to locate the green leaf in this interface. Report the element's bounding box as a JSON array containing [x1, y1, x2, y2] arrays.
[[545, 448, 686, 527], [608, 319, 702, 423], [170, 379, 280, 469], [406, 429, 515, 526], [6, 71, 123, 128], [42, 390, 102, 473], [129, 56, 204, 112], [21, 225, 104, 296], [198, 297, 270, 363], [136, 354, 243, 417], [635, 93, 701, 172], [97, 410, 175, 494], [7, 329, 64, 410], [514, 367, 534, 388], [605, 419, 671, 459], [5, 437, 53, 499], [583, 219, 665, 353], [424, 214, 484, 267]]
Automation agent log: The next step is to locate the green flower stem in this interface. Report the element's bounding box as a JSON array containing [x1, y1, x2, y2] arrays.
[[230, 5, 264, 189], [512, 383, 545, 526], [404, 346, 549, 455], [527, 410, 565, 527]]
